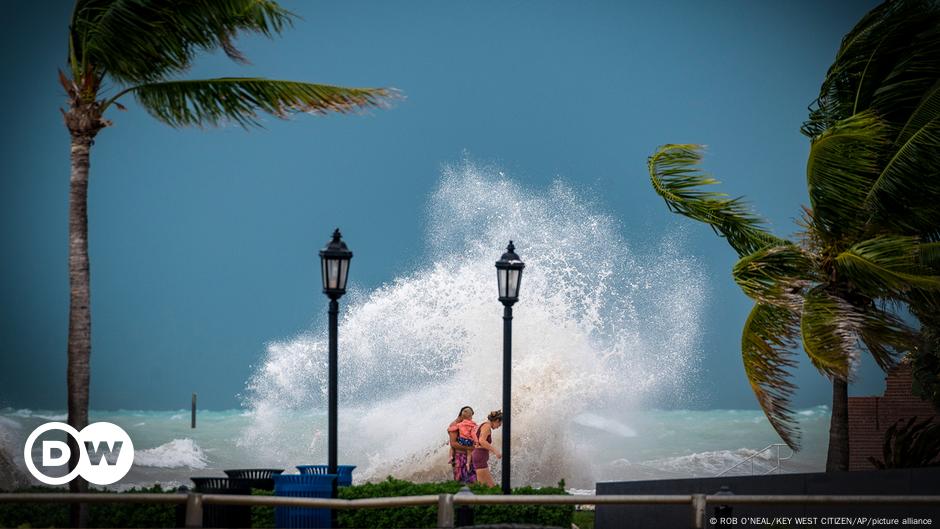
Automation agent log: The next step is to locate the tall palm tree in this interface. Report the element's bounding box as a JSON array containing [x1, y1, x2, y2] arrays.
[[648, 144, 938, 471], [647, 0, 940, 472], [61, 0, 396, 517], [801, 0, 940, 416]]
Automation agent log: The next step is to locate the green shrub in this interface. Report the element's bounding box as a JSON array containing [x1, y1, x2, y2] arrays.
[[0, 484, 179, 528], [0, 484, 281, 528], [337, 478, 461, 528], [469, 484, 572, 528], [869, 416, 940, 469], [0, 486, 69, 528], [251, 488, 275, 528], [336, 477, 573, 528], [573, 509, 595, 529], [87, 485, 179, 528], [0, 479, 574, 528]]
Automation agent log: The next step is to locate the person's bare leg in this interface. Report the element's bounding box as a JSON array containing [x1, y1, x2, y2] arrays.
[[476, 468, 495, 487]]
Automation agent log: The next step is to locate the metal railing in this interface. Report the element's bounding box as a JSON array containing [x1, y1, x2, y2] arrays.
[[716, 443, 794, 476], [1, 491, 938, 528]]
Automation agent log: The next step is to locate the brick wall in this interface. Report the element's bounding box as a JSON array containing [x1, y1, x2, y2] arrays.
[[847, 361, 938, 470]]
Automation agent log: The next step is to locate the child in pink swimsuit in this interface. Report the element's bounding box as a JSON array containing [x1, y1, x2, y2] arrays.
[[448, 418, 478, 470]]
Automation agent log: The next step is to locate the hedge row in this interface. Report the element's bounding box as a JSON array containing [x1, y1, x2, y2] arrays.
[[336, 477, 573, 528], [0, 478, 573, 528], [0, 485, 179, 528]]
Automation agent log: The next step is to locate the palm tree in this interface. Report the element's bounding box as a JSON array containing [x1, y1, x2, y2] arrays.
[[61, 0, 396, 518], [647, 0, 940, 472], [648, 144, 938, 471], [801, 0, 940, 416]]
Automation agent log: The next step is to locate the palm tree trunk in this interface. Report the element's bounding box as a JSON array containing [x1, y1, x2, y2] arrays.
[[826, 377, 850, 471], [67, 132, 93, 528]]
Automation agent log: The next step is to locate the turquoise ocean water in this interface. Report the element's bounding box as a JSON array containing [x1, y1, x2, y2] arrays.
[[1, 406, 829, 491], [3, 164, 833, 491]]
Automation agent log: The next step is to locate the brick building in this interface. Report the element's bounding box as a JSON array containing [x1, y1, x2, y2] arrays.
[[847, 360, 938, 470]]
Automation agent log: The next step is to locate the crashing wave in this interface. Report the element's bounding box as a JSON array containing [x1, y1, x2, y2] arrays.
[[243, 158, 707, 487], [134, 439, 209, 469]]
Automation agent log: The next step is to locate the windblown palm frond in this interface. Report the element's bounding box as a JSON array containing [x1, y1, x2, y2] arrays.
[[741, 303, 802, 449], [894, 80, 940, 149], [918, 241, 940, 268], [801, 1, 894, 133], [863, 85, 940, 234], [732, 244, 813, 309], [835, 236, 940, 297], [802, 0, 938, 137], [648, 144, 788, 257], [869, 416, 940, 469], [72, 0, 293, 83], [801, 0, 940, 238], [869, 21, 940, 124], [907, 290, 940, 408], [805, 111, 891, 240], [857, 304, 917, 371], [126, 78, 399, 128], [800, 288, 858, 380]]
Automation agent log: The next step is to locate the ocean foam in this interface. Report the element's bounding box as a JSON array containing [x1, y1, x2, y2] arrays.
[[8, 409, 67, 421], [134, 439, 209, 469]]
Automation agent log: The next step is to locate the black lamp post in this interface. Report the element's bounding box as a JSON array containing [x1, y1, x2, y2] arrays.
[[495, 241, 524, 495], [319, 228, 352, 480]]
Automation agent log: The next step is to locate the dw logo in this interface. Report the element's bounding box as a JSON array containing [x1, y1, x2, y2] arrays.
[[23, 422, 134, 485]]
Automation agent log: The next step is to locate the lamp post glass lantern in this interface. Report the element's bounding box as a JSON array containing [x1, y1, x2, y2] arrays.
[[496, 241, 524, 304], [319, 228, 352, 486], [320, 229, 352, 298], [495, 241, 524, 494]]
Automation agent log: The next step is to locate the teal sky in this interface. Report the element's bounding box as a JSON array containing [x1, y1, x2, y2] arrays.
[[0, 1, 886, 410]]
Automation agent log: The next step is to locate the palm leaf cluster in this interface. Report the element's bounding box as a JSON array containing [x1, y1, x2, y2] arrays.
[[646, 0, 940, 453], [649, 145, 929, 448], [66, 0, 397, 129], [803, 0, 940, 416], [802, 0, 940, 241], [868, 417, 940, 469], [130, 78, 394, 127]]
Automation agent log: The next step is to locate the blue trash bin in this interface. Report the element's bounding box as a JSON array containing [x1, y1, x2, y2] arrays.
[[296, 465, 356, 486], [274, 474, 337, 528]]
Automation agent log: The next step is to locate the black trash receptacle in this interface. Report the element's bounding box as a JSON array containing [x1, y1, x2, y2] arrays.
[[191, 477, 252, 528], [224, 468, 285, 491]]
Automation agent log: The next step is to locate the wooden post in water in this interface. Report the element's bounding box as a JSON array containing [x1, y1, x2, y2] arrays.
[[191, 393, 197, 429]]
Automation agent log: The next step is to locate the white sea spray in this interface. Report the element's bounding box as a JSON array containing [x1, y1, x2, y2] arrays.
[[242, 159, 709, 486]]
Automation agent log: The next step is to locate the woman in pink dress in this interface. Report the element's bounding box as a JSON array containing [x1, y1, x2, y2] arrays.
[[471, 410, 503, 487], [447, 406, 477, 483]]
